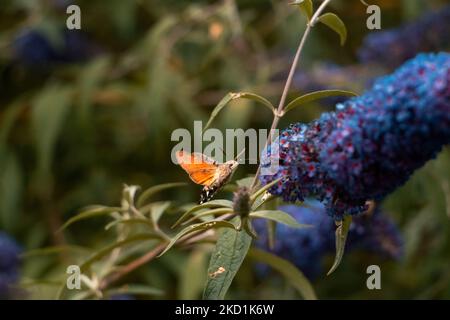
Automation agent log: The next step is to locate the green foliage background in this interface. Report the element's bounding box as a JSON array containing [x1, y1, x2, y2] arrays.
[[0, 0, 449, 299]]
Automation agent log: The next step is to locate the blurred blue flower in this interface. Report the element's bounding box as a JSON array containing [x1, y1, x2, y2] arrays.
[[12, 28, 99, 67], [358, 6, 450, 68], [0, 232, 21, 299], [260, 53, 450, 219], [253, 201, 403, 280]]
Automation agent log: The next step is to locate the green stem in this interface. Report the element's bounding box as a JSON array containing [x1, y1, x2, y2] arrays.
[[250, 0, 333, 190]]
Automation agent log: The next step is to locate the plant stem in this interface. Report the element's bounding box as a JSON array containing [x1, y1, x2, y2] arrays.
[[250, 0, 332, 190], [96, 0, 334, 293]]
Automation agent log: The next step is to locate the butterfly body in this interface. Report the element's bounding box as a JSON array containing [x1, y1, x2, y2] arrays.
[[176, 151, 239, 204]]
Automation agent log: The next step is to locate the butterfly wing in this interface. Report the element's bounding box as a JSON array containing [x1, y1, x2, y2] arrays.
[[176, 151, 218, 186]]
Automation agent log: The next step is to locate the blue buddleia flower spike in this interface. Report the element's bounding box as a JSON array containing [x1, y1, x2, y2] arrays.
[[0, 232, 21, 299], [260, 53, 450, 219], [253, 201, 403, 280]]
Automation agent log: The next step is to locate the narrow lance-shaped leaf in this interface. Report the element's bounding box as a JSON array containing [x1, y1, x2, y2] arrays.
[[327, 215, 352, 275], [250, 178, 282, 204], [80, 233, 160, 272], [172, 200, 233, 228], [248, 249, 317, 300], [250, 210, 311, 229], [203, 228, 252, 300], [104, 218, 154, 231], [203, 92, 275, 132], [318, 13, 347, 46], [32, 85, 72, 174], [283, 90, 358, 115], [59, 206, 123, 232], [159, 220, 237, 257], [150, 201, 171, 228], [136, 182, 186, 208], [181, 208, 234, 226]]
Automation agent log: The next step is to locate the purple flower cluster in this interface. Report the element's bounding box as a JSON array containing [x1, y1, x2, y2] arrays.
[[358, 6, 450, 68], [253, 201, 403, 279], [260, 53, 450, 219], [0, 232, 21, 299]]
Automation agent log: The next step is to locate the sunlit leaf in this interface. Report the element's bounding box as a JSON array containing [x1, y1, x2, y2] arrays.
[[203, 228, 252, 300], [172, 200, 233, 228], [136, 183, 186, 208], [327, 215, 352, 275], [250, 210, 310, 229], [159, 220, 237, 257], [250, 178, 282, 204], [318, 13, 347, 46], [203, 92, 275, 131], [283, 90, 357, 115], [181, 208, 234, 226], [249, 249, 317, 300], [290, 0, 313, 20]]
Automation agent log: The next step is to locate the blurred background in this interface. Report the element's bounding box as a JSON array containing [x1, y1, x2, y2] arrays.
[[0, 0, 449, 299]]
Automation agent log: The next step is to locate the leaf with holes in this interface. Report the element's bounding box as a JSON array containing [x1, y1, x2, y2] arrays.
[[203, 228, 252, 300]]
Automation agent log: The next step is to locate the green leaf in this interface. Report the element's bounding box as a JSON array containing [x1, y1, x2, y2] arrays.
[[32, 84, 72, 174], [290, 0, 313, 20], [150, 201, 171, 227], [0, 103, 24, 144], [104, 218, 154, 231], [80, 233, 160, 272], [179, 249, 208, 299], [59, 206, 123, 231], [181, 208, 234, 226], [107, 284, 164, 297], [327, 215, 352, 275], [21, 245, 90, 259], [159, 220, 237, 257], [0, 151, 23, 232], [203, 92, 274, 131], [136, 182, 186, 208], [203, 228, 252, 300], [236, 177, 254, 188], [250, 210, 310, 229], [249, 249, 317, 300], [318, 13, 347, 46], [283, 90, 357, 115], [77, 57, 110, 121], [172, 200, 233, 228], [250, 178, 282, 204]]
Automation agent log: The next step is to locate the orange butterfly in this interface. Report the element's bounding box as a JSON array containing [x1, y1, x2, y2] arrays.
[[176, 150, 240, 204]]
